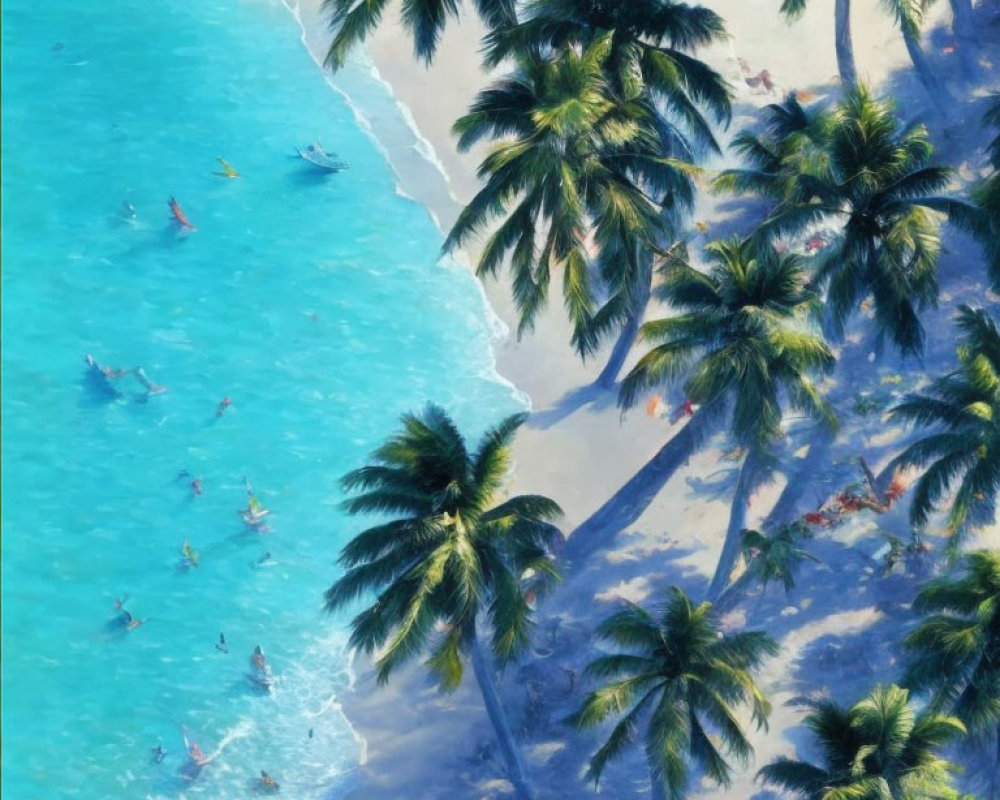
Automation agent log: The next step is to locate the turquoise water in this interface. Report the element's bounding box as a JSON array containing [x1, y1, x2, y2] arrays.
[[0, 1, 523, 796]]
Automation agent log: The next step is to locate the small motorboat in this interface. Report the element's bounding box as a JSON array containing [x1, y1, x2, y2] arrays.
[[296, 142, 349, 173]]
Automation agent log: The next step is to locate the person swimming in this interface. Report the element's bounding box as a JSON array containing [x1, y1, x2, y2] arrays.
[[151, 744, 166, 764], [216, 632, 228, 654], [85, 354, 131, 381], [168, 196, 195, 231], [215, 397, 232, 417], [120, 200, 138, 221], [180, 539, 200, 569], [248, 645, 275, 689], [134, 366, 167, 396], [216, 157, 240, 178], [257, 770, 280, 793], [191, 478, 202, 497], [180, 729, 212, 781], [240, 478, 271, 528]]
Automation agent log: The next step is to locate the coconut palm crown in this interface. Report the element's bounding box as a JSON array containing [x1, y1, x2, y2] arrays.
[[903, 549, 1000, 752], [444, 35, 693, 358], [758, 684, 967, 800], [322, 0, 514, 70], [718, 87, 966, 356], [571, 587, 778, 800], [620, 237, 836, 450], [483, 0, 732, 153], [324, 404, 563, 686], [889, 305, 1000, 534]]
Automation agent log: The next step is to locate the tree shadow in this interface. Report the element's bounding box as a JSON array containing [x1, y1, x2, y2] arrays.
[[526, 382, 611, 430]]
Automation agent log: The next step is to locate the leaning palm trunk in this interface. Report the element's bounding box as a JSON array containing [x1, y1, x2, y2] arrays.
[[713, 567, 757, 614], [901, 25, 954, 111], [468, 629, 534, 800], [594, 261, 654, 389], [562, 405, 718, 568], [835, 0, 859, 87], [708, 449, 768, 600]]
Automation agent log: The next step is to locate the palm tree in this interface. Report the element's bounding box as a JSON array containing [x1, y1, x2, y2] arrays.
[[716, 521, 819, 612], [321, 0, 514, 70], [888, 305, 1000, 537], [477, 0, 732, 386], [571, 587, 778, 800], [903, 550, 1000, 796], [444, 36, 693, 383], [483, 0, 731, 153], [759, 684, 967, 800], [564, 238, 835, 570], [713, 93, 832, 210], [970, 95, 1000, 291], [745, 86, 954, 357], [324, 405, 563, 800], [779, 0, 952, 107]]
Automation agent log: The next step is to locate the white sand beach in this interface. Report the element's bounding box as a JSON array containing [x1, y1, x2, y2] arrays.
[[290, 1, 1000, 796]]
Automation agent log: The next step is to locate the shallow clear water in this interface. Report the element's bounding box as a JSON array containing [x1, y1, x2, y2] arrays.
[[0, 1, 522, 796]]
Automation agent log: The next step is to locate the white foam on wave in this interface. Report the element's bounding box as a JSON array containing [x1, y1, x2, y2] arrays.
[[277, 0, 531, 416]]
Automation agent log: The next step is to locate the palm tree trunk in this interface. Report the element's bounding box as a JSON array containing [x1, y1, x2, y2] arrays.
[[468, 630, 534, 800], [708, 448, 766, 600], [835, 0, 858, 88], [713, 568, 755, 614], [595, 251, 654, 389], [561, 405, 719, 568], [901, 24, 954, 111], [595, 299, 645, 389]]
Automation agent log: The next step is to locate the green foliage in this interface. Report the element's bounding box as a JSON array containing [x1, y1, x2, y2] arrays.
[[903, 550, 1000, 743], [325, 404, 563, 688], [483, 0, 731, 152], [323, 0, 515, 69], [571, 587, 778, 800], [890, 306, 1000, 535], [715, 86, 970, 357], [444, 37, 692, 357], [758, 684, 966, 800], [620, 236, 836, 451], [740, 521, 819, 593]]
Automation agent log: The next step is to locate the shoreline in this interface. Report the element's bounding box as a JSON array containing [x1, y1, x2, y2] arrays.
[[284, 2, 998, 798]]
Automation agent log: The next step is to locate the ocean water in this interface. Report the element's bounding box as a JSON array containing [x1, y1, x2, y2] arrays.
[[0, 1, 524, 797]]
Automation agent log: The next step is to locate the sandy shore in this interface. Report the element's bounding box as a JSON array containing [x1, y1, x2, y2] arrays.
[[286, 1, 999, 797]]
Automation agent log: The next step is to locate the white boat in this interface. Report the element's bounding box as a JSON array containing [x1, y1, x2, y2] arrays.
[[296, 142, 348, 172]]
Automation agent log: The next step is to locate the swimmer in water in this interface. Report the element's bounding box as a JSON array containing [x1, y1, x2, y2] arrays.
[[180, 539, 200, 568], [257, 770, 280, 793], [251, 645, 268, 671], [134, 366, 166, 396], [216, 632, 228, 654], [151, 744, 167, 764], [120, 609, 144, 630], [240, 478, 271, 528], [191, 479, 202, 496], [216, 397, 232, 417], [85, 354, 130, 381], [257, 551, 272, 565], [120, 200, 137, 220], [216, 157, 240, 178], [168, 196, 195, 230]]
